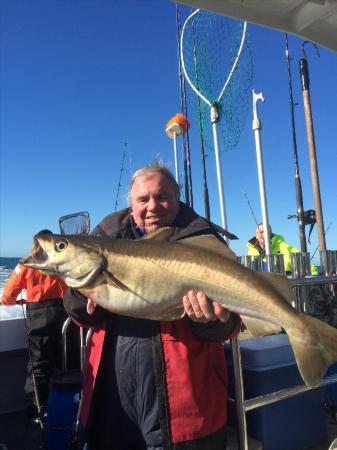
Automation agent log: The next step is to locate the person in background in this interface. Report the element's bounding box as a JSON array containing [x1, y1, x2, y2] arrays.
[[1, 229, 74, 419], [64, 162, 241, 450], [246, 223, 318, 275]]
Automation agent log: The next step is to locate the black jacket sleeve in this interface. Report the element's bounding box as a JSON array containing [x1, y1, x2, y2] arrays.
[[63, 288, 107, 327], [186, 312, 241, 342]]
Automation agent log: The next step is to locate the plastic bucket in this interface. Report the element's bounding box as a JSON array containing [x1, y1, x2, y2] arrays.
[[47, 370, 82, 450]]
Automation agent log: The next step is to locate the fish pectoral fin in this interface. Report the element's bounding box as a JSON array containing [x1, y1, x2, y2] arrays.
[[177, 234, 237, 261], [241, 316, 282, 337], [142, 227, 174, 241], [155, 306, 185, 321], [256, 272, 294, 304], [103, 270, 128, 291], [287, 313, 337, 388]]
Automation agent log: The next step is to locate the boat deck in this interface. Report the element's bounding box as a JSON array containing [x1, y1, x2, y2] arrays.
[[1, 408, 337, 450], [0, 410, 46, 450], [1, 329, 337, 449]]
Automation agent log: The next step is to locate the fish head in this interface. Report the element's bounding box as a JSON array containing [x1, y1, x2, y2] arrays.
[[20, 234, 105, 288]]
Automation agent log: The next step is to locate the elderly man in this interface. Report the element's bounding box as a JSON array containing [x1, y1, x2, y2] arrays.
[[64, 162, 241, 450]]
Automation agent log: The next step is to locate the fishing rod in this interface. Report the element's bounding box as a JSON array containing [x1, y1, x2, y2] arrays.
[[243, 191, 258, 227], [299, 41, 326, 252], [311, 221, 332, 260], [114, 142, 127, 212], [285, 34, 308, 253], [192, 20, 210, 220], [20, 297, 47, 448], [176, 5, 193, 207]]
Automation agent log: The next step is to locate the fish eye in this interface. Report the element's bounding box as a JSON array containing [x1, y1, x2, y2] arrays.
[[55, 240, 68, 252]]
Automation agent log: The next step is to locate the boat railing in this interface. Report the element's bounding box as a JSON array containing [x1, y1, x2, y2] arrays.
[[232, 255, 337, 450], [62, 318, 92, 372]]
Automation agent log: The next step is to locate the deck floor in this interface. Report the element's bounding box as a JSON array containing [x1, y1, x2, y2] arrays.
[[0, 408, 337, 450], [0, 410, 46, 450]]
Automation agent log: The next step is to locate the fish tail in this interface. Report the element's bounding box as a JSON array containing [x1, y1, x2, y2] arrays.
[[287, 313, 337, 388]]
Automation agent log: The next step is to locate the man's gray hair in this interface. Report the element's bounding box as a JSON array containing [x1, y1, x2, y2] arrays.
[[128, 161, 180, 204]]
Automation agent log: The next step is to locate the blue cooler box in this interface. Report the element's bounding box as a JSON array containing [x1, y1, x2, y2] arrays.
[[47, 370, 82, 450], [225, 334, 328, 450]]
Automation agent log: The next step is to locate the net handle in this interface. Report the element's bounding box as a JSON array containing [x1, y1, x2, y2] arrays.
[[180, 9, 248, 106]]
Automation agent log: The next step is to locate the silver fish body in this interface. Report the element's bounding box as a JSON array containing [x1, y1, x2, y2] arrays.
[[21, 229, 337, 388]]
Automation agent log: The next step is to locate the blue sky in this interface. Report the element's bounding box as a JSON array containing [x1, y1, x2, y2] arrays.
[[1, 0, 336, 264]]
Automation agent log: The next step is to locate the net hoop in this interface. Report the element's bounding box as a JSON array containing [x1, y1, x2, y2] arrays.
[[180, 9, 248, 108]]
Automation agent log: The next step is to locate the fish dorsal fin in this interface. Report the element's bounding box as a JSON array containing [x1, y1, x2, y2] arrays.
[[256, 271, 294, 304], [142, 227, 174, 241], [178, 234, 237, 261]]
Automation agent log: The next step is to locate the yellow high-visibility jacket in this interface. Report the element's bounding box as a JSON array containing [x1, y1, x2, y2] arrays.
[[246, 234, 318, 275]]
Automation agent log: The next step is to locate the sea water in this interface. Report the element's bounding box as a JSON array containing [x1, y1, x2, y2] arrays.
[[0, 257, 26, 320]]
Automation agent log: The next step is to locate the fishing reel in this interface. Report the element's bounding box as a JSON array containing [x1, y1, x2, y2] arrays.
[[287, 209, 316, 242], [303, 209, 316, 225], [287, 209, 316, 225]]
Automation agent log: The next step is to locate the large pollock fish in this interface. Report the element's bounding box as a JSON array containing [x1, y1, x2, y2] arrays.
[[21, 229, 337, 388]]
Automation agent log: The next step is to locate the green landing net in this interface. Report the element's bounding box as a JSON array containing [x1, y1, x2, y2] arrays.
[[181, 9, 253, 153]]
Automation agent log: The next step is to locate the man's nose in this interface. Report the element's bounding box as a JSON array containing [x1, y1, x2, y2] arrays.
[[147, 197, 161, 210]]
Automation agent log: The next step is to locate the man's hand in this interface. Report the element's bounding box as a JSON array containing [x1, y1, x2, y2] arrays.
[[182, 290, 231, 323]]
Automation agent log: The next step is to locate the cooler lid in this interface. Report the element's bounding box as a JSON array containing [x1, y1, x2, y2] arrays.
[[225, 334, 296, 369]]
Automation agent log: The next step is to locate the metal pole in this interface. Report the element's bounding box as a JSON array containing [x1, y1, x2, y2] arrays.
[[172, 132, 179, 183], [231, 338, 249, 450], [211, 104, 228, 237], [299, 48, 326, 251], [252, 90, 271, 270], [285, 34, 307, 252]]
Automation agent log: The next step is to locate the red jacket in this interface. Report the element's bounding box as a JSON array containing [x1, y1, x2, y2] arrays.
[[80, 317, 240, 443], [2, 263, 67, 304]]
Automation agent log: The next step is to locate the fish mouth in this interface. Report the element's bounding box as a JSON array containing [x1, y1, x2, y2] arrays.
[[20, 240, 49, 268]]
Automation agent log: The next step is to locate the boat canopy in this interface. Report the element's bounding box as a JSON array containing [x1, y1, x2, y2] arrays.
[[174, 0, 337, 53]]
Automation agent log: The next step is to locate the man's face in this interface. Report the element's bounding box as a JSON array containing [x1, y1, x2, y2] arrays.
[[130, 172, 180, 233], [256, 224, 265, 249]]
